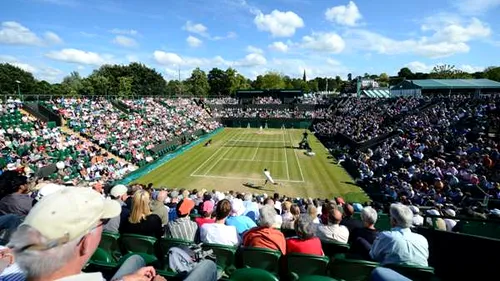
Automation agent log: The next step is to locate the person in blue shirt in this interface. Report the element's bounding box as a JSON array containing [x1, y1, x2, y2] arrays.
[[225, 198, 257, 236], [370, 203, 429, 266]]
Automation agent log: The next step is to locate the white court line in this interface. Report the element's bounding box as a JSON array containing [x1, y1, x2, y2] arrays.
[[203, 131, 244, 175], [191, 174, 305, 183], [190, 130, 239, 176], [221, 158, 285, 163], [282, 130, 290, 180], [251, 139, 260, 160], [288, 129, 305, 182]]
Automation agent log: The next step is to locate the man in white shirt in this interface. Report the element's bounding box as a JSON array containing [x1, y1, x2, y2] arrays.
[[316, 208, 349, 243], [200, 199, 240, 246], [263, 168, 278, 186]]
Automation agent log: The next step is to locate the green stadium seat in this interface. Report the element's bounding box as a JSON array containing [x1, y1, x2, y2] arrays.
[[88, 247, 118, 269], [286, 253, 329, 281], [375, 214, 392, 231], [321, 241, 350, 257], [229, 268, 279, 281], [202, 243, 237, 276], [328, 257, 379, 281], [99, 232, 121, 261], [240, 247, 282, 275], [384, 263, 436, 281], [119, 233, 158, 265]]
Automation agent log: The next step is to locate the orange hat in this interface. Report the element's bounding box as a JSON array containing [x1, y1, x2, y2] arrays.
[[177, 199, 195, 216]]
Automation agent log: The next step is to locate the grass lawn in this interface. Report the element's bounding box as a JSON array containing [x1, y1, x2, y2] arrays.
[[134, 128, 370, 202]]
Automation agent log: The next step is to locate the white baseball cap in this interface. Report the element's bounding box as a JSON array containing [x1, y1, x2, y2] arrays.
[[21, 188, 121, 245], [110, 184, 128, 198]]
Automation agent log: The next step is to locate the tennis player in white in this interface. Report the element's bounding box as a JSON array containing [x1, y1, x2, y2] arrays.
[[263, 168, 278, 186]]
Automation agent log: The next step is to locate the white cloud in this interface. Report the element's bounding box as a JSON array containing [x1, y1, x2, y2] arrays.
[[268, 41, 288, 52], [424, 17, 490, 43], [246, 45, 264, 54], [269, 57, 349, 79], [0, 21, 42, 46], [112, 35, 138, 48], [236, 53, 267, 67], [254, 10, 304, 37], [110, 28, 138, 36], [346, 17, 491, 58], [460, 64, 485, 73], [44, 31, 63, 44], [454, 0, 500, 15], [213, 31, 237, 40], [0, 21, 64, 46], [301, 32, 345, 54], [153, 51, 230, 67], [186, 35, 202, 47], [325, 1, 362, 26], [45, 48, 109, 65], [406, 61, 434, 73], [0, 55, 62, 82], [183, 21, 208, 36]]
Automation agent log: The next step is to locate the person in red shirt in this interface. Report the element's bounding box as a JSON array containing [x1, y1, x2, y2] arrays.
[[286, 214, 324, 256], [195, 200, 216, 227]]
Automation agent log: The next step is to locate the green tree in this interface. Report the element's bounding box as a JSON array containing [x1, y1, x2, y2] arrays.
[[118, 76, 133, 97], [61, 71, 83, 96], [207, 67, 230, 96], [0, 63, 37, 96], [186, 68, 209, 96], [378, 73, 390, 87], [398, 67, 414, 79], [166, 80, 186, 96], [259, 72, 285, 89], [89, 75, 110, 95], [484, 66, 500, 82]]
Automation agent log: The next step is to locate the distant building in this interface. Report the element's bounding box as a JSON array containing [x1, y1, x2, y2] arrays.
[[390, 79, 500, 97]]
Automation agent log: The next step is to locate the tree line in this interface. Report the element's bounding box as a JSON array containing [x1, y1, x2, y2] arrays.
[[0, 62, 499, 97]]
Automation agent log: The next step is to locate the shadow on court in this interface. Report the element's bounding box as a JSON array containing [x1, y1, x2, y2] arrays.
[[243, 182, 275, 192]]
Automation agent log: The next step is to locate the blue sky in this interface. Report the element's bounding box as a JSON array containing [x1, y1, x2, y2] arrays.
[[1, 0, 499, 82]]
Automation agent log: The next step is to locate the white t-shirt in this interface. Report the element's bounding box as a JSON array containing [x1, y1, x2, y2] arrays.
[[200, 223, 240, 246]]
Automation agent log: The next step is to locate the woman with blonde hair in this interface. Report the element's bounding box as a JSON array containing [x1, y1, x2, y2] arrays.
[[119, 190, 163, 238], [282, 204, 301, 230]]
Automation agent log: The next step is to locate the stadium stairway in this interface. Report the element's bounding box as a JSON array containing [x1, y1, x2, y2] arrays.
[[58, 120, 136, 168]]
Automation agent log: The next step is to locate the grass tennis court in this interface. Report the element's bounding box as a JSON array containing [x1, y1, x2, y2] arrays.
[[135, 128, 369, 202]]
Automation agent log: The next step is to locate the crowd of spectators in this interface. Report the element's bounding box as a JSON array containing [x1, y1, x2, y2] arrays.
[[0, 180, 433, 280], [314, 97, 425, 142], [254, 96, 282, 104], [211, 107, 330, 119], [327, 95, 500, 225], [0, 100, 131, 185], [204, 97, 238, 104], [48, 98, 221, 165]]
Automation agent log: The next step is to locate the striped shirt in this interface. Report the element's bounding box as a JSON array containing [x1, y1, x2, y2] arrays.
[[165, 216, 199, 242], [0, 263, 26, 281]]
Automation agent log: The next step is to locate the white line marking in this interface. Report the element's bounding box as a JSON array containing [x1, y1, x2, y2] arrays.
[[282, 130, 290, 180], [203, 131, 243, 175], [288, 129, 305, 182], [190, 130, 238, 176], [221, 158, 285, 163], [251, 140, 260, 160], [191, 174, 305, 183]]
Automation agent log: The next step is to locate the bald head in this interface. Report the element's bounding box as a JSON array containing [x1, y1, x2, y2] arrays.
[[328, 208, 343, 225]]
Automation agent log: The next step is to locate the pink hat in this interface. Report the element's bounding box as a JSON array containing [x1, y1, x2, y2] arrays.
[[202, 200, 214, 213]]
